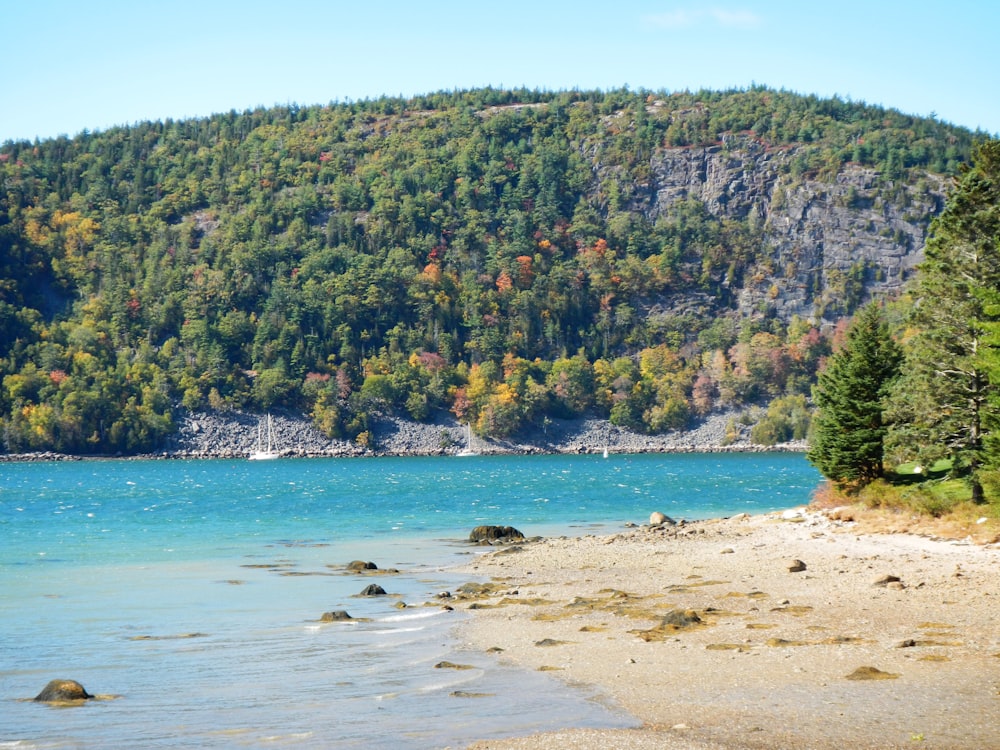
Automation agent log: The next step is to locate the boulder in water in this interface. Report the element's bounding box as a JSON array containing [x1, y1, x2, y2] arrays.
[[469, 525, 524, 543], [359, 584, 387, 596], [34, 679, 93, 702], [320, 610, 353, 622]]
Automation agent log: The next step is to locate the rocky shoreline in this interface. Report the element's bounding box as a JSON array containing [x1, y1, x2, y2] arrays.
[[1, 407, 806, 462]]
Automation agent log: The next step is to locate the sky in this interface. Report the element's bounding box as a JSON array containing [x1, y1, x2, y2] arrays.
[[3, 0, 999, 144]]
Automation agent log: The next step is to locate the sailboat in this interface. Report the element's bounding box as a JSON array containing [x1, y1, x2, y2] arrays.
[[248, 414, 279, 460], [455, 422, 479, 457]]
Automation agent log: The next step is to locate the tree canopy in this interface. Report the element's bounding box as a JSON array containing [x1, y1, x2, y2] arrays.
[[0, 87, 982, 454]]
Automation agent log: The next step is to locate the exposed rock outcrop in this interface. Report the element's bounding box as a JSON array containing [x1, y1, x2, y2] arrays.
[[631, 135, 946, 324]]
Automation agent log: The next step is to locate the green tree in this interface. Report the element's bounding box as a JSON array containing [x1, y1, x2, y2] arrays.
[[887, 140, 1000, 502], [808, 303, 902, 487], [252, 367, 297, 410], [752, 393, 811, 445], [546, 353, 594, 416]]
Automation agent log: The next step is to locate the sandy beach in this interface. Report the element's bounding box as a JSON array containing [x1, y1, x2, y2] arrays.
[[456, 507, 1000, 750]]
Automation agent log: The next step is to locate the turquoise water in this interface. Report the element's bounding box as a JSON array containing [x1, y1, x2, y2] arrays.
[[0, 453, 820, 748]]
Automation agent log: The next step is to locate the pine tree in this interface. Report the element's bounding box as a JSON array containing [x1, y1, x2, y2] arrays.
[[808, 303, 902, 487], [886, 140, 1000, 503]]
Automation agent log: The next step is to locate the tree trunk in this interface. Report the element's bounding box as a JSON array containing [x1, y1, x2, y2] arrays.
[[971, 477, 985, 504]]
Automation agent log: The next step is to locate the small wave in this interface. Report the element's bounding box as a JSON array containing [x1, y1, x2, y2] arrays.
[[261, 732, 313, 742], [368, 626, 426, 635], [417, 672, 482, 693], [376, 609, 444, 623]]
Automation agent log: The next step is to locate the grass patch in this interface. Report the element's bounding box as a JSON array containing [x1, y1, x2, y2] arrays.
[[857, 478, 967, 516], [811, 473, 1000, 542], [895, 459, 952, 478]]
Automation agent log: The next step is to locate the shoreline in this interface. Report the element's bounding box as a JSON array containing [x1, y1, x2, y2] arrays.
[[0, 442, 805, 463], [454, 508, 1000, 750], [0, 407, 806, 462]]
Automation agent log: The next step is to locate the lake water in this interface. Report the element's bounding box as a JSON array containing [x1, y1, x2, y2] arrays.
[[0, 452, 820, 748]]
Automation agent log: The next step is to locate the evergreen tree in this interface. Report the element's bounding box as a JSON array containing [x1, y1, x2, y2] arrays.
[[808, 303, 902, 486], [886, 140, 1000, 503]]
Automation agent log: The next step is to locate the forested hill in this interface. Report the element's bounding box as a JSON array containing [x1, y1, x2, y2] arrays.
[[0, 87, 985, 454]]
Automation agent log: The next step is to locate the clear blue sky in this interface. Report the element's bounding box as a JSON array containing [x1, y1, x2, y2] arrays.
[[3, 0, 998, 143]]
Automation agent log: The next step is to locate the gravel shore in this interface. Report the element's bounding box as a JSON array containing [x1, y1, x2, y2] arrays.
[[162, 407, 800, 459], [0, 407, 804, 461]]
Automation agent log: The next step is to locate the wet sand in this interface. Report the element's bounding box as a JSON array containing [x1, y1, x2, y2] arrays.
[[457, 508, 1000, 749]]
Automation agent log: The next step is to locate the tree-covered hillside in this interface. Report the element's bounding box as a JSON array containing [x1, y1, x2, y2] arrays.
[[0, 87, 984, 454]]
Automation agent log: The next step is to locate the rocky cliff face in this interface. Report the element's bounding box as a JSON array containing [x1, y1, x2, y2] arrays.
[[636, 135, 947, 324]]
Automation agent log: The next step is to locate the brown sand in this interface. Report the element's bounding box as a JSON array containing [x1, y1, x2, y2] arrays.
[[456, 508, 1000, 750]]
